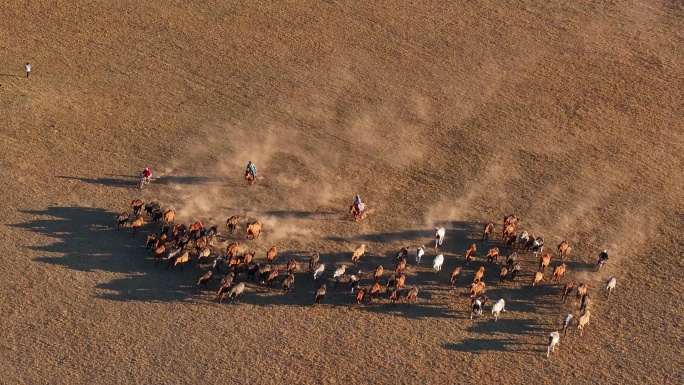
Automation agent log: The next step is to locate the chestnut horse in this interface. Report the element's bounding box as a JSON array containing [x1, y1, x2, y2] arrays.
[[482, 222, 494, 242], [245, 170, 255, 186], [349, 204, 366, 221]]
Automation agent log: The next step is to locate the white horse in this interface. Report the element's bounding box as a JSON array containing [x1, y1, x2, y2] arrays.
[[416, 245, 425, 264], [433, 254, 444, 272], [517, 231, 529, 249], [313, 263, 325, 282], [562, 313, 574, 337], [435, 227, 446, 248], [547, 331, 560, 357], [491, 298, 506, 321], [333, 265, 347, 288], [605, 277, 617, 299]]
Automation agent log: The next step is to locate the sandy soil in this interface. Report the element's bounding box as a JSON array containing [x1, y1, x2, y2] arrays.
[[1, 1, 683, 384]]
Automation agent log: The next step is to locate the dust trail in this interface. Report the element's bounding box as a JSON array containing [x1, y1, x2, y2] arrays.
[[258, 214, 316, 242], [285, 80, 435, 170], [342, 107, 428, 168], [221, 124, 281, 172], [153, 83, 439, 212], [423, 156, 512, 227], [596, 205, 654, 275], [207, 120, 352, 208], [144, 183, 239, 226]]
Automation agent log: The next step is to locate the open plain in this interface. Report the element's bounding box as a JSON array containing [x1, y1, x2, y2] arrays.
[[1, 1, 683, 384]]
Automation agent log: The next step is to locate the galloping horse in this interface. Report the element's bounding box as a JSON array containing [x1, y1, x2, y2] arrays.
[[349, 203, 366, 221], [245, 170, 255, 186]]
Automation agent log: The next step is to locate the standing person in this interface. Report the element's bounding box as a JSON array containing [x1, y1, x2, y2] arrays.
[[246, 161, 257, 178], [25, 63, 31, 78]]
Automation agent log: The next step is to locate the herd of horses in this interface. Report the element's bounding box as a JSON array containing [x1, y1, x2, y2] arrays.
[[117, 198, 616, 358]]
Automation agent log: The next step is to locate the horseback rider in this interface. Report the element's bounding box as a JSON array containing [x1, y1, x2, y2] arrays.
[[596, 249, 609, 270], [246, 161, 257, 178], [353, 195, 365, 212], [140, 167, 152, 183]]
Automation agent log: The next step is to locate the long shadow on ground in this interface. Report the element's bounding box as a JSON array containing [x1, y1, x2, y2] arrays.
[[12, 206, 194, 303], [154, 175, 223, 185], [57, 175, 134, 188], [11, 207, 595, 326], [443, 338, 544, 354]]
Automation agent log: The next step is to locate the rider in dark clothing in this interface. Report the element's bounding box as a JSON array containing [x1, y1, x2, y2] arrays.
[[599, 250, 609, 262], [246, 161, 257, 178]]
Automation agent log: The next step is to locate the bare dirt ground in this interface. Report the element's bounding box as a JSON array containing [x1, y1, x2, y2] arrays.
[[1, 1, 683, 384]]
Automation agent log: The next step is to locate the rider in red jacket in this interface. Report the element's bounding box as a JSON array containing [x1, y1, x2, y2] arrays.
[[141, 167, 152, 183]]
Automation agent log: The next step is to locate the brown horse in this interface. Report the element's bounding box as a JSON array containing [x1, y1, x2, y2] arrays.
[[226, 242, 239, 258], [450, 267, 461, 287], [465, 244, 476, 264], [131, 216, 145, 237], [553, 263, 567, 283], [153, 245, 166, 267], [482, 222, 494, 242], [163, 209, 175, 224], [374, 265, 384, 282], [504, 232, 517, 250], [502, 224, 516, 241], [194, 236, 208, 253], [557, 240, 571, 260], [487, 247, 500, 264], [503, 214, 519, 228], [226, 215, 239, 234], [243, 250, 255, 264], [171, 251, 190, 271], [130, 199, 144, 216], [351, 244, 366, 266], [246, 221, 262, 239], [539, 253, 551, 271], [245, 170, 255, 186], [473, 266, 485, 284], [189, 221, 204, 237], [266, 246, 278, 265], [349, 204, 366, 221]]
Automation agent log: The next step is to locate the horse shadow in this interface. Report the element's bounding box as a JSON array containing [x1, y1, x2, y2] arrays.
[[154, 175, 223, 185], [58, 174, 228, 188], [442, 338, 543, 354], [358, 301, 456, 319], [555, 259, 592, 275], [11, 206, 194, 302], [9, 207, 587, 323], [182, 255, 457, 320], [327, 220, 481, 256], [203, 274, 458, 320], [262, 210, 338, 220], [466, 316, 547, 335], [56, 175, 134, 188]]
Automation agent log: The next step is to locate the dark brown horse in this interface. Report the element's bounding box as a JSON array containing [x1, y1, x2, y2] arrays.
[[226, 215, 239, 234]]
